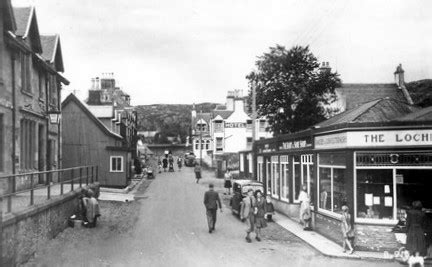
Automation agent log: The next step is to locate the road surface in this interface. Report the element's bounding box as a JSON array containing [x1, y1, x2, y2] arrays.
[[26, 167, 396, 267]]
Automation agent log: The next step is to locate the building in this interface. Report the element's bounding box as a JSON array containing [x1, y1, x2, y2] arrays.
[[191, 90, 272, 170], [0, 3, 69, 190], [62, 94, 131, 187], [86, 73, 138, 161]]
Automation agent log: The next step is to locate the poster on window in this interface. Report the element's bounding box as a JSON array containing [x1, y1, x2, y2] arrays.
[[365, 193, 373, 206], [384, 196, 393, 207]]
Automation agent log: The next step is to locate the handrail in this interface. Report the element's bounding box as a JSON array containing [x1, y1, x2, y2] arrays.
[[0, 165, 98, 214]]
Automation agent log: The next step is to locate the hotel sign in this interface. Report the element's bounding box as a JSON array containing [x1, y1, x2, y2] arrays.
[[225, 122, 246, 128], [315, 130, 432, 149]]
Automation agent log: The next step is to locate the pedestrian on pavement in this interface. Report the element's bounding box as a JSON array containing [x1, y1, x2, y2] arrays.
[[265, 195, 275, 222], [341, 205, 354, 254], [177, 157, 182, 171], [298, 184, 312, 230], [240, 188, 257, 243], [406, 200, 427, 256], [194, 163, 202, 183], [223, 169, 232, 195], [162, 157, 168, 172], [254, 190, 267, 241], [157, 158, 162, 173], [203, 183, 222, 233]]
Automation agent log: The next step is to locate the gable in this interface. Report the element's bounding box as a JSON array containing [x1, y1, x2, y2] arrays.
[[40, 35, 64, 72], [2, 0, 16, 32], [13, 7, 42, 53]]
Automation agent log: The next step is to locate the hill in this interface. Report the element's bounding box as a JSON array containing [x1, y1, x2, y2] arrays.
[[136, 103, 219, 144], [406, 79, 432, 107]]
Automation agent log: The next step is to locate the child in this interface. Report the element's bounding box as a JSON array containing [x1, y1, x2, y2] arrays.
[[408, 251, 425, 267], [265, 196, 275, 222]]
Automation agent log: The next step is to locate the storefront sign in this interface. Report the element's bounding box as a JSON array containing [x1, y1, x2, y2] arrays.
[[225, 122, 246, 128], [279, 139, 310, 150], [316, 130, 432, 149]]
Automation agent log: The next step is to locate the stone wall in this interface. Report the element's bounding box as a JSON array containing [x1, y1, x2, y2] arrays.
[[1, 189, 83, 266], [314, 212, 343, 245], [355, 224, 398, 252]]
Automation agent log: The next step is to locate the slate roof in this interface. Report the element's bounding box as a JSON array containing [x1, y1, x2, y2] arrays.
[[13, 7, 32, 36], [337, 83, 407, 110], [397, 106, 432, 122], [86, 105, 114, 118], [62, 94, 122, 140], [40, 35, 57, 62], [316, 97, 419, 128], [212, 110, 233, 120], [3, 0, 16, 31]]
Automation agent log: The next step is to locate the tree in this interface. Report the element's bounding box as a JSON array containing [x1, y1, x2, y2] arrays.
[[246, 45, 341, 135]]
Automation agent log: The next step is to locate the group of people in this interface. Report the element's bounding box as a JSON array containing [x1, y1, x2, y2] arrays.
[[158, 154, 183, 173], [79, 188, 101, 228]]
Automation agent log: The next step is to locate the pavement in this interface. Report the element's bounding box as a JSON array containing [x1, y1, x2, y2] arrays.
[[23, 167, 397, 267]]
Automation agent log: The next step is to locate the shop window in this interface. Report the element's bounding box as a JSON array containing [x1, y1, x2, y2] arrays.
[[257, 157, 264, 183], [302, 154, 314, 205], [319, 167, 347, 213], [110, 156, 123, 172], [266, 159, 271, 195], [319, 168, 332, 211], [271, 156, 279, 198], [280, 156, 289, 202], [356, 169, 394, 220], [293, 155, 301, 201], [396, 169, 432, 212]]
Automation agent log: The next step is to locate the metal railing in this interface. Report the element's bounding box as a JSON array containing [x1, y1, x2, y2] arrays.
[[0, 165, 98, 214]]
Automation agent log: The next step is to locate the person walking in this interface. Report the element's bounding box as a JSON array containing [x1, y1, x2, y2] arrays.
[[406, 201, 427, 256], [298, 184, 312, 230], [203, 183, 222, 233], [194, 163, 202, 183], [177, 157, 182, 171], [254, 190, 267, 241], [162, 157, 168, 172], [223, 169, 232, 195], [264, 195, 275, 222], [341, 205, 354, 254], [240, 189, 257, 243]]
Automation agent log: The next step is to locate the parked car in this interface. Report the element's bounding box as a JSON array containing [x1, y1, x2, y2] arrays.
[[230, 180, 264, 216], [184, 152, 196, 167]]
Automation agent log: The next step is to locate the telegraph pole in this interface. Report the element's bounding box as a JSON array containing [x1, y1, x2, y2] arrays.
[[252, 81, 257, 142], [199, 106, 203, 167]]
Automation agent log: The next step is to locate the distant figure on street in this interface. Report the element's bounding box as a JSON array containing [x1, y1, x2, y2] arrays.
[[341, 205, 354, 254], [168, 155, 174, 172], [177, 157, 183, 171], [194, 163, 202, 183], [162, 157, 168, 172], [240, 188, 257, 243], [203, 183, 222, 233], [406, 201, 427, 256], [265, 195, 275, 222], [254, 190, 267, 241], [298, 184, 312, 230], [158, 158, 162, 173], [223, 170, 232, 195]]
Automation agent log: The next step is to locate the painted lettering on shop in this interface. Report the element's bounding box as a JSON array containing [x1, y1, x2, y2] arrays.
[[363, 134, 385, 143], [395, 133, 432, 143]]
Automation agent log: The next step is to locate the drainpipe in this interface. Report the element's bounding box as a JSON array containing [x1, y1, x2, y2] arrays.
[[11, 52, 16, 174]]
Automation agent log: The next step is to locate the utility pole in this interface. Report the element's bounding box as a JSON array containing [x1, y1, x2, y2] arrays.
[[252, 81, 257, 143], [199, 106, 203, 167]]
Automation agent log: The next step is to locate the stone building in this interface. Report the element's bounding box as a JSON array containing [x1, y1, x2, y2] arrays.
[[0, 3, 69, 190]]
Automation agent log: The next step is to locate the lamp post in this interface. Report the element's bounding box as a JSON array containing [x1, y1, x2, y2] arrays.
[[199, 106, 203, 167]]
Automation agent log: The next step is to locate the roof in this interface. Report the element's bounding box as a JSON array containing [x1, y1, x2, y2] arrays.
[[86, 105, 114, 118], [316, 97, 419, 128], [397, 106, 432, 122], [194, 113, 212, 124], [337, 83, 407, 111], [212, 110, 233, 120], [2, 0, 16, 31], [13, 6, 42, 52], [62, 94, 123, 140], [40, 34, 64, 72]]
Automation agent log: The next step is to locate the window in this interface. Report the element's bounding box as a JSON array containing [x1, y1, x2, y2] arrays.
[[246, 120, 252, 131], [266, 159, 271, 195], [214, 121, 223, 132], [257, 156, 264, 183], [280, 156, 289, 201], [38, 71, 45, 99], [240, 153, 244, 172], [196, 123, 207, 132], [271, 156, 279, 198], [20, 52, 31, 93], [246, 137, 253, 149], [110, 156, 123, 172], [20, 119, 36, 169], [259, 120, 267, 132], [0, 114, 3, 171], [293, 155, 301, 201], [195, 140, 199, 150], [319, 167, 347, 213], [49, 75, 58, 107], [216, 137, 223, 152], [356, 169, 394, 220], [205, 140, 210, 150]]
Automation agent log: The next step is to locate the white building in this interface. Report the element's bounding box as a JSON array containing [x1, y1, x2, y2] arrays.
[[191, 90, 272, 166]]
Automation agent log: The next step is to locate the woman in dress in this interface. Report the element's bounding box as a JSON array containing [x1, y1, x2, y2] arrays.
[[254, 190, 267, 242], [406, 201, 427, 256], [298, 184, 312, 230], [194, 163, 202, 183], [341, 205, 354, 254], [223, 170, 232, 195]]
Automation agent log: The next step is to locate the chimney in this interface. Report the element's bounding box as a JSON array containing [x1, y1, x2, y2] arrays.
[[394, 63, 405, 87], [319, 61, 331, 73], [91, 78, 95, 89], [226, 91, 235, 111]]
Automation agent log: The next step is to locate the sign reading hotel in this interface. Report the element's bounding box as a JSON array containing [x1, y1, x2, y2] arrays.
[[315, 130, 432, 149], [225, 122, 246, 128]]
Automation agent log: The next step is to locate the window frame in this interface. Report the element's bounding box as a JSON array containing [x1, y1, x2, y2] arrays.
[[110, 156, 124, 172], [280, 155, 289, 202]]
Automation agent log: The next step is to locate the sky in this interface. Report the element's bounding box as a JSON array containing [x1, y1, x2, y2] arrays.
[[12, 0, 432, 105]]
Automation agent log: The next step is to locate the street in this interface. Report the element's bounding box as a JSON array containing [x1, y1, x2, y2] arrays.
[[25, 167, 396, 267]]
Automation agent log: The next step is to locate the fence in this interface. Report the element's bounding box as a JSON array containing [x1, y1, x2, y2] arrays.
[[0, 165, 98, 214]]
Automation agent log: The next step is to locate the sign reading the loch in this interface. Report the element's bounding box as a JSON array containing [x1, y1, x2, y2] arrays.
[[316, 130, 432, 149]]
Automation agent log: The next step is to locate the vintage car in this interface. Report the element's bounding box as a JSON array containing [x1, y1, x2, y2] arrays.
[[184, 152, 196, 167], [230, 180, 264, 216]]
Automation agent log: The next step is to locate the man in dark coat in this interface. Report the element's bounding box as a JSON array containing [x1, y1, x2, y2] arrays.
[[203, 184, 222, 233]]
